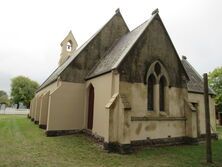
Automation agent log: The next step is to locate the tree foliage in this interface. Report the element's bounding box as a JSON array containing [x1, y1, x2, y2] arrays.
[[0, 90, 9, 106], [208, 67, 222, 111], [10, 76, 39, 107]]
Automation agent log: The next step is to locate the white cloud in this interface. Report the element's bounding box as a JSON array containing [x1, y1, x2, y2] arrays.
[[0, 0, 222, 93]]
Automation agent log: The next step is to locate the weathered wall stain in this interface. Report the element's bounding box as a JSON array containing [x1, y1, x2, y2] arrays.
[[125, 121, 130, 128], [136, 123, 142, 135], [145, 122, 157, 131]]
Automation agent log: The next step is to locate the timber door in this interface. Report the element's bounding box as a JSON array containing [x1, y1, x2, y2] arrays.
[[87, 85, 94, 130]]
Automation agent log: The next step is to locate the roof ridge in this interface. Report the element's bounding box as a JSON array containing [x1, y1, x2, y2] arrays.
[[130, 20, 149, 33]]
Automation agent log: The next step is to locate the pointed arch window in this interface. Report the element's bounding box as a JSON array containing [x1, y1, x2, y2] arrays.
[[159, 76, 167, 111], [147, 74, 155, 111]]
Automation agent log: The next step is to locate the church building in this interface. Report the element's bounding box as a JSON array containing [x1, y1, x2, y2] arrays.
[[29, 9, 217, 153]]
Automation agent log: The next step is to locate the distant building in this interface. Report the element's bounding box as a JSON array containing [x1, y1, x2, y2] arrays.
[[29, 9, 217, 153]]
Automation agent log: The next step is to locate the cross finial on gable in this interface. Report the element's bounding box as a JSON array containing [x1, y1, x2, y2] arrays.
[[152, 8, 159, 15], [115, 8, 120, 14]]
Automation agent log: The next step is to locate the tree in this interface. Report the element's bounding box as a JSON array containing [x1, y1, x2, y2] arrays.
[[208, 67, 222, 111], [0, 90, 9, 106], [10, 76, 39, 108]]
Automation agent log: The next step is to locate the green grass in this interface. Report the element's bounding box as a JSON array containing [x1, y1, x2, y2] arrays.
[[0, 115, 221, 167], [218, 126, 222, 139]]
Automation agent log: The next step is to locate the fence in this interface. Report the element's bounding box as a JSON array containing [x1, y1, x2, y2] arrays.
[[0, 108, 29, 115]]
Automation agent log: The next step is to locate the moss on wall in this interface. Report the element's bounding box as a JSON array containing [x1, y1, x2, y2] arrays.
[[61, 13, 129, 83], [118, 15, 187, 88]]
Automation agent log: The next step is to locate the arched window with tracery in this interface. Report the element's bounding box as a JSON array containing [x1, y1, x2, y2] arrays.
[[146, 61, 169, 113]]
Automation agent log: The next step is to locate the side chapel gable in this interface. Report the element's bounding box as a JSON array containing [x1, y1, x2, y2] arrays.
[[118, 12, 189, 88]]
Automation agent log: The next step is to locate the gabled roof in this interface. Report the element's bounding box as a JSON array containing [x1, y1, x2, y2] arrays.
[[181, 57, 215, 95], [86, 14, 157, 79], [86, 12, 189, 80], [37, 10, 190, 92], [37, 11, 127, 92]]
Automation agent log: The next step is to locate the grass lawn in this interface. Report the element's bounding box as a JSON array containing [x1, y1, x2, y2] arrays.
[[0, 115, 221, 167]]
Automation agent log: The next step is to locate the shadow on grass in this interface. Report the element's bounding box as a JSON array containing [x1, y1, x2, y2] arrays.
[[0, 115, 221, 167]]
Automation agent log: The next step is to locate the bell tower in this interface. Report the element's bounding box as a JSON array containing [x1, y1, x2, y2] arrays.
[[59, 31, 78, 66]]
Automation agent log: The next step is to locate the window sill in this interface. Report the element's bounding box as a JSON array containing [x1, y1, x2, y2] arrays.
[[131, 116, 186, 121], [146, 111, 159, 117], [159, 111, 168, 116]]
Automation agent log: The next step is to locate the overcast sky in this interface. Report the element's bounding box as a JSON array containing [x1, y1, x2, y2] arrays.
[[0, 0, 222, 94]]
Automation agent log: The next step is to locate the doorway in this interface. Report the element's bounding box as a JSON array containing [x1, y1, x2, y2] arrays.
[[87, 84, 94, 130]]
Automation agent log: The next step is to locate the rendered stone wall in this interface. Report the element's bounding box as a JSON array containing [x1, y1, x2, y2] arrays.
[[47, 82, 85, 131], [31, 81, 58, 124], [30, 99, 35, 119], [188, 93, 216, 134], [85, 72, 119, 142], [34, 95, 42, 122], [39, 91, 50, 127], [130, 120, 186, 141], [119, 81, 187, 142]]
